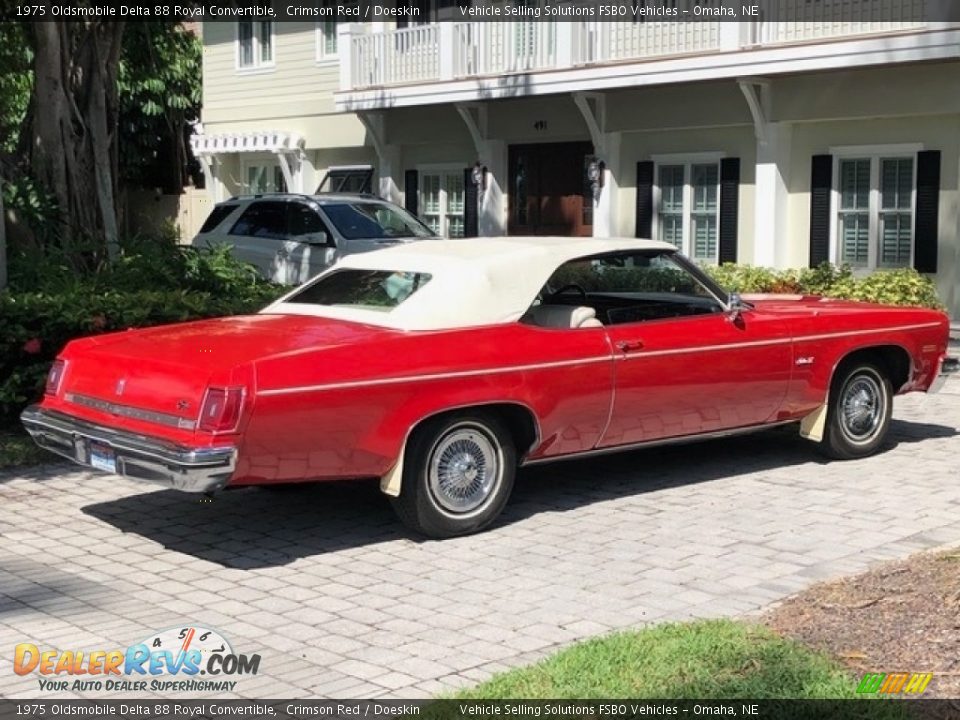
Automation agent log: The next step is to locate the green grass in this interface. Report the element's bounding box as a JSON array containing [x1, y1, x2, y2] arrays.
[[454, 620, 871, 700], [0, 427, 55, 470]]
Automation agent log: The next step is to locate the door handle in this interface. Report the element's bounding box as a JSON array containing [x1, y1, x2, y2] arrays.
[[616, 339, 644, 353]]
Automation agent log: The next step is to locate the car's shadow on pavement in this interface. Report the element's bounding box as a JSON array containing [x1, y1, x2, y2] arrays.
[[81, 418, 956, 569]]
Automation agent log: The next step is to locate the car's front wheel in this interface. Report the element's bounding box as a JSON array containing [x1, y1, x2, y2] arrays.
[[820, 361, 893, 460], [391, 413, 516, 538]]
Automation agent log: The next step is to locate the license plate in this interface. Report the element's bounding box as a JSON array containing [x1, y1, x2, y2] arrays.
[[89, 441, 117, 474]]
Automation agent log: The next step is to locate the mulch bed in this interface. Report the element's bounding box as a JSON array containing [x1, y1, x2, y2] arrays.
[[763, 546, 960, 706]]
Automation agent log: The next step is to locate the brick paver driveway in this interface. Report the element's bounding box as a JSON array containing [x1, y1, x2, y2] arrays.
[[2, 380, 959, 699]]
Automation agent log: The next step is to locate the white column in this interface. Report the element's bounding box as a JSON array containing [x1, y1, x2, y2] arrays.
[[753, 122, 793, 267], [337, 23, 363, 91], [593, 132, 621, 238], [439, 23, 456, 81], [480, 139, 507, 237], [378, 146, 402, 205]]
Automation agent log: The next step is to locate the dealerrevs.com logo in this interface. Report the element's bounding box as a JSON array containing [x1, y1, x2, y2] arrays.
[[14, 626, 261, 693]]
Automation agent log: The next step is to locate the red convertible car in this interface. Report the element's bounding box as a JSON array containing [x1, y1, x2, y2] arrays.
[[22, 237, 957, 537]]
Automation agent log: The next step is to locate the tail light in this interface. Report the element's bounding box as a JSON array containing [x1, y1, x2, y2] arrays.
[[198, 386, 245, 433], [45, 360, 66, 396]]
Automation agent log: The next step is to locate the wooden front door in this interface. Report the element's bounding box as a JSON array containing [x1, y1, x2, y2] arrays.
[[508, 142, 594, 236]]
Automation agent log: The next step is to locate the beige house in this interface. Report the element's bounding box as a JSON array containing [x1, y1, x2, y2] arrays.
[[193, 3, 960, 316]]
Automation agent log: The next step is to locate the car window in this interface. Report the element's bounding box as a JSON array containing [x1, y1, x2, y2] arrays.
[[322, 202, 434, 240], [287, 202, 331, 238], [541, 251, 724, 325], [198, 205, 238, 234], [229, 201, 287, 240], [285, 269, 432, 311]]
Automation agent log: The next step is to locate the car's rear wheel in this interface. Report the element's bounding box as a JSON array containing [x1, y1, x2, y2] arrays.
[[391, 413, 516, 538], [820, 361, 892, 460]]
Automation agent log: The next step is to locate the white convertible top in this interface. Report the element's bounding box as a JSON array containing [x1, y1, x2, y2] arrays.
[[263, 236, 676, 331]]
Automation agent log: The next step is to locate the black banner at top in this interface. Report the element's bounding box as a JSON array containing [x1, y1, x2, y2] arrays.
[[4, 0, 959, 23]]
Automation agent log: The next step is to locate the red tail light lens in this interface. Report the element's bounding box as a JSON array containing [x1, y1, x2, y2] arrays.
[[198, 386, 245, 433], [45, 360, 66, 396]]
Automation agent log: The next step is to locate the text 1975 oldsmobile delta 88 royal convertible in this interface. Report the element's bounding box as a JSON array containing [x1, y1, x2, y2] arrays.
[[22, 237, 958, 537]]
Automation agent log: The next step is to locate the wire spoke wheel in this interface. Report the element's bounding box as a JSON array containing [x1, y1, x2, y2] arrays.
[[428, 425, 501, 514], [839, 374, 884, 444]]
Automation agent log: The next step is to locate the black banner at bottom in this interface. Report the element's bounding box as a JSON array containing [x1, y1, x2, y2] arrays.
[[0, 699, 951, 720]]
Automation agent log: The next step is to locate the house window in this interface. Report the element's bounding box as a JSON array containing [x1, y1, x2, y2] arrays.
[[655, 161, 720, 263], [245, 164, 286, 194], [317, 18, 337, 60], [238, 21, 273, 69], [836, 155, 915, 269], [420, 170, 464, 238]]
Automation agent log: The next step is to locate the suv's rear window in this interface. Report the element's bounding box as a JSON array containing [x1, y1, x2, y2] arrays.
[[286, 270, 432, 311], [198, 205, 238, 234]]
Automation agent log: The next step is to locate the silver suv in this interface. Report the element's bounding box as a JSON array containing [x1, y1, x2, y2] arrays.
[[193, 193, 435, 285]]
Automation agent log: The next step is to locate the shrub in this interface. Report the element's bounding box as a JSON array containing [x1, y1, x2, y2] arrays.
[[1, 231, 287, 424], [703, 262, 943, 310]]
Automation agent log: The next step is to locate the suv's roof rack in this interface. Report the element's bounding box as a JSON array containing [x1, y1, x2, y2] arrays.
[[224, 192, 318, 202]]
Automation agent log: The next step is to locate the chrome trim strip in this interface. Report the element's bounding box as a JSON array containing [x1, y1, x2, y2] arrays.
[[521, 420, 798, 466], [20, 406, 235, 493], [66, 393, 197, 430], [794, 322, 942, 343], [258, 356, 613, 397]]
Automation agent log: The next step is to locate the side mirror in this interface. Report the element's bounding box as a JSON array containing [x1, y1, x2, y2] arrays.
[[726, 292, 747, 323]]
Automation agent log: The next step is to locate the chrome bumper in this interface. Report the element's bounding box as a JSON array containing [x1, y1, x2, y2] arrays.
[[21, 405, 236, 493], [928, 356, 959, 394]]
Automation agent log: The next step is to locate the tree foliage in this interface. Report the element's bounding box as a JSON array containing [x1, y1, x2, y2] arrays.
[[0, 14, 202, 275], [118, 22, 202, 193]]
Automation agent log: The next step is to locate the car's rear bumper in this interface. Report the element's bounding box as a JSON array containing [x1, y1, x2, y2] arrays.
[[928, 356, 959, 394], [20, 405, 236, 493]]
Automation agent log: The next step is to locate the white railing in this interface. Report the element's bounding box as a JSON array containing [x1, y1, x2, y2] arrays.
[[453, 22, 556, 78], [575, 21, 722, 64], [343, 3, 932, 92], [759, 0, 927, 44], [350, 24, 440, 90]]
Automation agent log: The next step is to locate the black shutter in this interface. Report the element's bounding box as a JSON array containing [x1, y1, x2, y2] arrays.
[[718, 157, 740, 264], [463, 167, 479, 238], [914, 150, 940, 273], [635, 160, 654, 238], [404, 169, 418, 216], [808, 154, 833, 267]]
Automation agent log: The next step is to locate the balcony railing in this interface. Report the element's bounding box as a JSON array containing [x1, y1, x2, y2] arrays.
[[341, 0, 934, 93]]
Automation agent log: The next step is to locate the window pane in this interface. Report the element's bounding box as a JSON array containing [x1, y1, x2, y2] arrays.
[[323, 21, 337, 55], [238, 22, 254, 67], [288, 204, 328, 237], [259, 22, 273, 63], [840, 213, 869, 265], [421, 175, 441, 214], [660, 216, 682, 250], [880, 212, 911, 267], [658, 165, 684, 213], [881, 157, 912, 211], [445, 173, 464, 214], [691, 216, 717, 261], [840, 159, 870, 210], [690, 163, 718, 213]]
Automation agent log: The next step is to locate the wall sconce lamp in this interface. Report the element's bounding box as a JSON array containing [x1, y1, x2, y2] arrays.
[[471, 162, 487, 193], [587, 159, 605, 201]]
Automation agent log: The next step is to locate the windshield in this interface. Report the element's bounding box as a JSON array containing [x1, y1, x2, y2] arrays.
[[322, 202, 434, 240], [285, 269, 433, 312]]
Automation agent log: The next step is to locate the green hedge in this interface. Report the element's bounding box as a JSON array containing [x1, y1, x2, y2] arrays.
[[1, 284, 285, 422], [703, 263, 944, 310], [2, 237, 287, 424]]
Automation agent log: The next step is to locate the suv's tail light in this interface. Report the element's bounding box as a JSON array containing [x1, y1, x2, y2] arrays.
[[45, 360, 66, 396], [198, 386, 245, 433]]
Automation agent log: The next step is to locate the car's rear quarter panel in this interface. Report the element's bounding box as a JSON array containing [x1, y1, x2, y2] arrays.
[[233, 324, 615, 484]]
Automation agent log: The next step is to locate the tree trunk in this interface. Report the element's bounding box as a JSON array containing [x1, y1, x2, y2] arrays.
[[26, 14, 125, 267]]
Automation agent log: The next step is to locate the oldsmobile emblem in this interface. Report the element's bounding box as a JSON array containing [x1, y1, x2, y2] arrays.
[[114, 378, 126, 396], [177, 399, 190, 411]]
